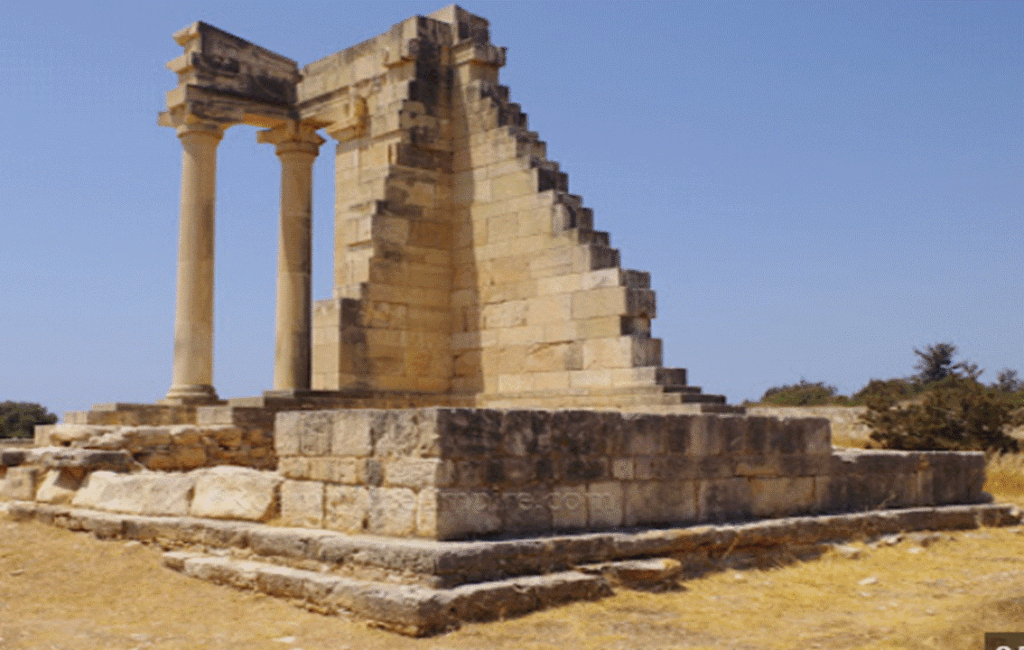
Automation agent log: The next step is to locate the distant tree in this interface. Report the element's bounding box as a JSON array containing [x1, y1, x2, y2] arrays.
[[994, 369, 1023, 393], [759, 380, 845, 406], [0, 401, 57, 439], [913, 342, 980, 384], [861, 377, 1019, 453]]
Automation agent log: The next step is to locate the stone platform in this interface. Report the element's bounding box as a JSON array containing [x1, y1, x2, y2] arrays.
[[5, 500, 1018, 635]]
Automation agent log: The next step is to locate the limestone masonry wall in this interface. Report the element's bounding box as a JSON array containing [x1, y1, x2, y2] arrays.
[[273, 408, 986, 540]]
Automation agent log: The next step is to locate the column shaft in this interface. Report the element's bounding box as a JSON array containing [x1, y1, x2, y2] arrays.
[[166, 123, 223, 403], [260, 125, 324, 391]]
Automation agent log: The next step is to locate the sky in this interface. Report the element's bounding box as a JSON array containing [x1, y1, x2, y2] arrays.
[[1, 1, 1021, 417]]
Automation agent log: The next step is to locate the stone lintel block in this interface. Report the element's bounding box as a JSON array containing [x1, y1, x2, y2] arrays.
[[280, 480, 325, 528], [1, 466, 40, 500], [698, 477, 754, 523]]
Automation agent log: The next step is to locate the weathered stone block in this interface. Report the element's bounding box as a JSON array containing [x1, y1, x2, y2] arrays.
[[587, 481, 623, 528], [749, 476, 815, 518], [274, 411, 302, 456], [34, 469, 81, 505], [324, 485, 369, 534], [299, 411, 334, 456], [385, 458, 453, 489], [278, 456, 312, 480], [281, 480, 325, 528], [331, 410, 373, 456], [623, 480, 697, 526], [1, 466, 39, 501], [698, 477, 753, 523], [499, 410, 551, 456], [550, 485, 588, 530], [437, 409, 502, 457], [374, 410, 443, 458], [190, 467, 282, 522], [428, 488, 502, 539], [367, 487, 417, 536]]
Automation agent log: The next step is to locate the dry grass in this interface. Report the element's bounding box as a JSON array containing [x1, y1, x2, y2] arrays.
[[1, 453, 1023, 649]]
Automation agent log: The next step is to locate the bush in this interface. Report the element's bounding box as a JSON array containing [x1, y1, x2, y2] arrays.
[[861, 377, 1019, 453], [0, 401, 57, 439], [759, 380, 846, 406], [850, 378, 921, 406]]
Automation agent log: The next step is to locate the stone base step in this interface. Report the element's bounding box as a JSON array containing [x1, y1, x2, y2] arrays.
[[5, 500, 1019, 635], [63, 403, 200, 427], [162, 551, 609, 636]]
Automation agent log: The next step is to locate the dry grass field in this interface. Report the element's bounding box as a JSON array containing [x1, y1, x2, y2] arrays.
[[2, 454, 1024, 649]]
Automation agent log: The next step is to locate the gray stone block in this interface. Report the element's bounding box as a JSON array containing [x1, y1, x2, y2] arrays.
[[698, 477, 753, 523], [623, 480, 697, 526]]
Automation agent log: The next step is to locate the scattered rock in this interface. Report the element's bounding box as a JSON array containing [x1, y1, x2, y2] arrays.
[[907, 546, 924, 555], [858, 576, 878, 586], [578, 557, 682, 587], [832, 544, 861, 560], [907, 532, 942, 547]]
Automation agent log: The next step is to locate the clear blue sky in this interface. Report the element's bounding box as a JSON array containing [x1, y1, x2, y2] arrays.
[[1, 1, 1021, 417]]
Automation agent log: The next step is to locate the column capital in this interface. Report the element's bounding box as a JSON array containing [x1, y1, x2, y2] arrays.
[[257, 121, 325, 155], [159, 108, 228, 140]]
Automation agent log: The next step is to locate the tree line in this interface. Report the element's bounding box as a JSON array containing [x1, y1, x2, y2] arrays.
[[753, 343, 1024, 452]]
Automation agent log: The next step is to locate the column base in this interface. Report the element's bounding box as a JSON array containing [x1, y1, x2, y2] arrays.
[[162, 384, 220, 405]]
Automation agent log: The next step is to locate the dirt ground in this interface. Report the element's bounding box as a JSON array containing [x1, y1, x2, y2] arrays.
[[3, 510, 1024, 650]]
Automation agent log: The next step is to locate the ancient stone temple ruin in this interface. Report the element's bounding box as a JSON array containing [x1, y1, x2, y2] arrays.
[[156, 5, 717, 411], [0, 6, 1014, 636]]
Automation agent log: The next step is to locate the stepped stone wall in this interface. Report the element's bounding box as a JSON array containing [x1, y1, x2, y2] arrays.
[[299, 6, 709, 409]]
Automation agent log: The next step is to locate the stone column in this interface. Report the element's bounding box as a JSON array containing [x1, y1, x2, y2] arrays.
[[258, 123, 325, 391], [165, 120, 224, 403]]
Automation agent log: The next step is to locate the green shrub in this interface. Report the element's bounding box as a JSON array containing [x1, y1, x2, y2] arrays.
[[0, 401, 57, 439], [861, 377, 1019, 453], [759, 380, 846, 406], [850, 378, 921, 406]]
